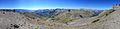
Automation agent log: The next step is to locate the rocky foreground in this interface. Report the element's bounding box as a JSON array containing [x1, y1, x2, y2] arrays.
[[0, 9, 120, 29]]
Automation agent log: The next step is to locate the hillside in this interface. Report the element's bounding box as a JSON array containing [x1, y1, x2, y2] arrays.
[[0, 11, 32, 29], [0, 9, 120, 29]]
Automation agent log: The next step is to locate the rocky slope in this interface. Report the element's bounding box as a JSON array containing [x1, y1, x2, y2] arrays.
[[83, 9, 120, 29], [0, 11, 41, 29], [0, 9, 120, 29]]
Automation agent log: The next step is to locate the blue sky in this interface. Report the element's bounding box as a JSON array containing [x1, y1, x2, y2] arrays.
[[0, 0, 119, 10]]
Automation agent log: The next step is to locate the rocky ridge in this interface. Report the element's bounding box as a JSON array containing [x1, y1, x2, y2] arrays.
[[0, 9, 119, 29]]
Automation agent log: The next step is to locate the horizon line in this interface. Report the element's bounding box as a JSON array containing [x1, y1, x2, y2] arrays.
[[0, 8, 111, 10]]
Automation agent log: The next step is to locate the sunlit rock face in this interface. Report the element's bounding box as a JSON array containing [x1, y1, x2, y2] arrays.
[[0, 11, 30, 29], [0, 11, 43, 29], [80, 9, 120, 29]]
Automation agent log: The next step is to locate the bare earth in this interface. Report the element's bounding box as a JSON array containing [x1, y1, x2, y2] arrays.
[[0, 9, 120, 29]]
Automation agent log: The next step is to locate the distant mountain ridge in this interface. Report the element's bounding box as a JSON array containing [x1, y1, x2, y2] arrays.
[[0, 9, 104, 18]]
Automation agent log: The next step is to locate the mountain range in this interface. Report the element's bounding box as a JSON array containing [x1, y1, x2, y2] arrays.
[[1, 8, 120, 29], [0, 9, 104, 18]]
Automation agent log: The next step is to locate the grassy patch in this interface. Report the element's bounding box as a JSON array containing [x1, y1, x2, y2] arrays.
[[58, 18, 75, 23], [35, 26, 39, 29]]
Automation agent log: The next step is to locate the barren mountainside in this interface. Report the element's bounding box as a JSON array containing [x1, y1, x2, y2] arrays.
[[0, 9, 119, 29]]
